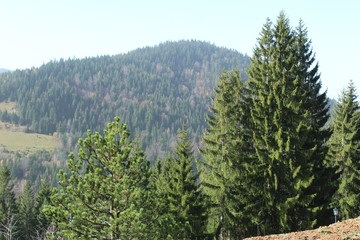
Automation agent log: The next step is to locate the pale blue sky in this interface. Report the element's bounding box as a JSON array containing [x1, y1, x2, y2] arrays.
[[0, 0, 359, 98]]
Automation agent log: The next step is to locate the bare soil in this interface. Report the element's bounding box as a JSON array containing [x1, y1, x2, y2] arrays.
[[245, 217, 360, 240]]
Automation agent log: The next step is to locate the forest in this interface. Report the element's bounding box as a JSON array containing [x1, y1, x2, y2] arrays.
[[0, 40, 249, 158], [0, 12, 359, 239]]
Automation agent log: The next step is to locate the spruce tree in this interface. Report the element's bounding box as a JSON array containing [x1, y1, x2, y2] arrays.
[[326, 81, 360, 219], [44, 117, 153, 239], [247, 12, 320, 233], [295, 20, 332, 226], [18, 181, 36, 240], [154, 125, 206, 239], [199, 69, 249, 238], [34, 179, 51, 238], [148, 158, 169, 239]]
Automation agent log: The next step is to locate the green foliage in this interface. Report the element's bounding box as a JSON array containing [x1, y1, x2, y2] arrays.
[[44, 117, 153, 239], [326, 81, 360, 219], [3, 149, 65, 193], [0, 168, 53, 239], [245, 12, 330, 233], [0, 40, 250, 160], [295, 20, 333, 227], [153, 125, 207, 239], [17, 181, 36, 240], [34, 180, 52, 238], [0, 166, 19, 240], [0, 13, 355, 239], [199, 69, 250, 238]]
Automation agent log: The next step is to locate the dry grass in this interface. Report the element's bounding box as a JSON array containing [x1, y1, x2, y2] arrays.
[[0, 129, 57, 154], [0, 101, 17, 113], [0, 120, 58, 154]]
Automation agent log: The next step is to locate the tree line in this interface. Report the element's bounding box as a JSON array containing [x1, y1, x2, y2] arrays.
[[1, 12, 359, 239], [0, 167, 51, 239]]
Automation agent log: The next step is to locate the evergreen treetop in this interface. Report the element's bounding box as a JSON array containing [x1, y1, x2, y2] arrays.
[[246, 12, 329, 233], [44, 117, 153, 239], [326, 80, 360, 219]]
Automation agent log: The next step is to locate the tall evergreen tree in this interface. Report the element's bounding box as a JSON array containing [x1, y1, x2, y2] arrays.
[[326, 81, 360, 219], [247, 12, 320, 233], [44, 117, 153, 239], [17, 181, 36, 240], [295, 20, 332, 226], [147, 158, 169, 239], [34, 179, 52, 238], [155, 125, 206, 239], [199, 69, 249, 238]]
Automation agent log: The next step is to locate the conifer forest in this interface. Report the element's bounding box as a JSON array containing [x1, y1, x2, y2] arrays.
[[0, 13, 359, 239]]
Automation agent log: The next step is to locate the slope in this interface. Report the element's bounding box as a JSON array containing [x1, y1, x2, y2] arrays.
[[0, 40, 250, 159], [245, 217, 360, 240]]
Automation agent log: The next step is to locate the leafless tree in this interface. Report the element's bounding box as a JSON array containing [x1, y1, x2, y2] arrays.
[[0, 215, 19, 240]]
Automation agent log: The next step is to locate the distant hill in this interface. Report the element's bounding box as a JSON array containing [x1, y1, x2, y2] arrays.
[[0, 68, 10, 74], [0, 40, 250, 159]]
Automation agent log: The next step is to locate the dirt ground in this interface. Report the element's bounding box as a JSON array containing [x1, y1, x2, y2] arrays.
[[245, 216, 360, 240]]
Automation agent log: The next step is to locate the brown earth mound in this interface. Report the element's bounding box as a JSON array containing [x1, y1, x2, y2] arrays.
[[245, 217, 360, 240]]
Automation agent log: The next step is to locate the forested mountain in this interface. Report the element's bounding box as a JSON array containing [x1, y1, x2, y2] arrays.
[[1, 13, 358, 240], [0, 40, 250, 159]]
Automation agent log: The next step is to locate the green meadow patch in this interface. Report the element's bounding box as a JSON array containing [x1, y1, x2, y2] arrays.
[[0, 129, 57, 154]]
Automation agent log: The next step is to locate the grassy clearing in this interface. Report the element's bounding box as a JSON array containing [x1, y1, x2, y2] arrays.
[[0, 102, 57, 154], [0, 129, 57, 154], [0, 101, 17, 113]]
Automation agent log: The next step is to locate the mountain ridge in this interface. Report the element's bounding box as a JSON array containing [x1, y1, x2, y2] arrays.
[[0, 40, 250, 159]]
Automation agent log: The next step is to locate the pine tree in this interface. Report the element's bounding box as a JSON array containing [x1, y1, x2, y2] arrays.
[[44, 117, 153, 239], [199, 69, 250, 238], [17, 181, 36, 240], [155, 125, 206, 239], [326, 81, 360, 219], [247, 12, 320, 233]]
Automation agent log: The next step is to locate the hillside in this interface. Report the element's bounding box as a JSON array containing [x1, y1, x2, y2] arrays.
[[0, 40, 250, 159], [245, 217, 360, 240]]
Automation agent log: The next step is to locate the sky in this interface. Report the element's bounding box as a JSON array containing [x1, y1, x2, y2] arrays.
[[0, 1, 359, 99]]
